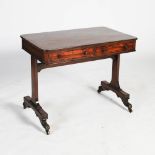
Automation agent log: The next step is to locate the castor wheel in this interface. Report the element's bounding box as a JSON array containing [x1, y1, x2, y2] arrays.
[[128, 103, 133, 113], [41, 119, 50, 135], [45, 125, 50, 135], [97, 86, 103, 93], [121, 98, 133, 113], [46, 129, 50, 135]]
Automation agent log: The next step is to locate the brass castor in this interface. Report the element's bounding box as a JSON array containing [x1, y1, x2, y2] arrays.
[[46, 129, 50, 135], [122, 99, 133, 113], [121, 98, 133, 113], [40, 119, 50, 135], [127, 103, 133, 113]]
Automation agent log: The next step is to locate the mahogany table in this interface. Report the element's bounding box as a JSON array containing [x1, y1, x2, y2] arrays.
[[21, 27, 137, 134]]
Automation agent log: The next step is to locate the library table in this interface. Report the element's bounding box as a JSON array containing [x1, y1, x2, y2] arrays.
[[20, 27, 137, 134]]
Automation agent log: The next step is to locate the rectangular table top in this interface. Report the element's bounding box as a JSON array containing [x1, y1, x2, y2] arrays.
[[21, 27, 136, 52], [21, 27, 137, 65]]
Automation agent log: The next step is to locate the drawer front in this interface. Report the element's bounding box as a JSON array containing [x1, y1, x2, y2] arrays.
[[95, 40, 136, 57], [48, 40, 136, 63], [48, 48, 95, 63]]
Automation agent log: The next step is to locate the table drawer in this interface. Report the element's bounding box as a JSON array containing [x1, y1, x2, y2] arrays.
[[48, 48, 94, 63], [48, 40, 136, 63], [95, 40, 135, 57]]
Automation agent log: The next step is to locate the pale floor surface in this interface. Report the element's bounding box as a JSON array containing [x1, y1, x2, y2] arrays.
[[0, 50, 155, 155]]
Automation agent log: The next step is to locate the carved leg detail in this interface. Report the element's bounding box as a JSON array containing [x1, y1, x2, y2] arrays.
[[23, 56, 51, 134], [121, 98, 132, 113], [97, 55, 133, 113], [40, 119, 50, 135], [98, 81, 133, 112], [23, 96, 50, 134], [98, 85, 108, 93]]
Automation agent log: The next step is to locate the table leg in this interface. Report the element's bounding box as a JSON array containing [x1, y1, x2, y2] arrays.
[[31, 56, 39, 102], [23, 56, 50, 135], [97, 55, 133, 112]]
